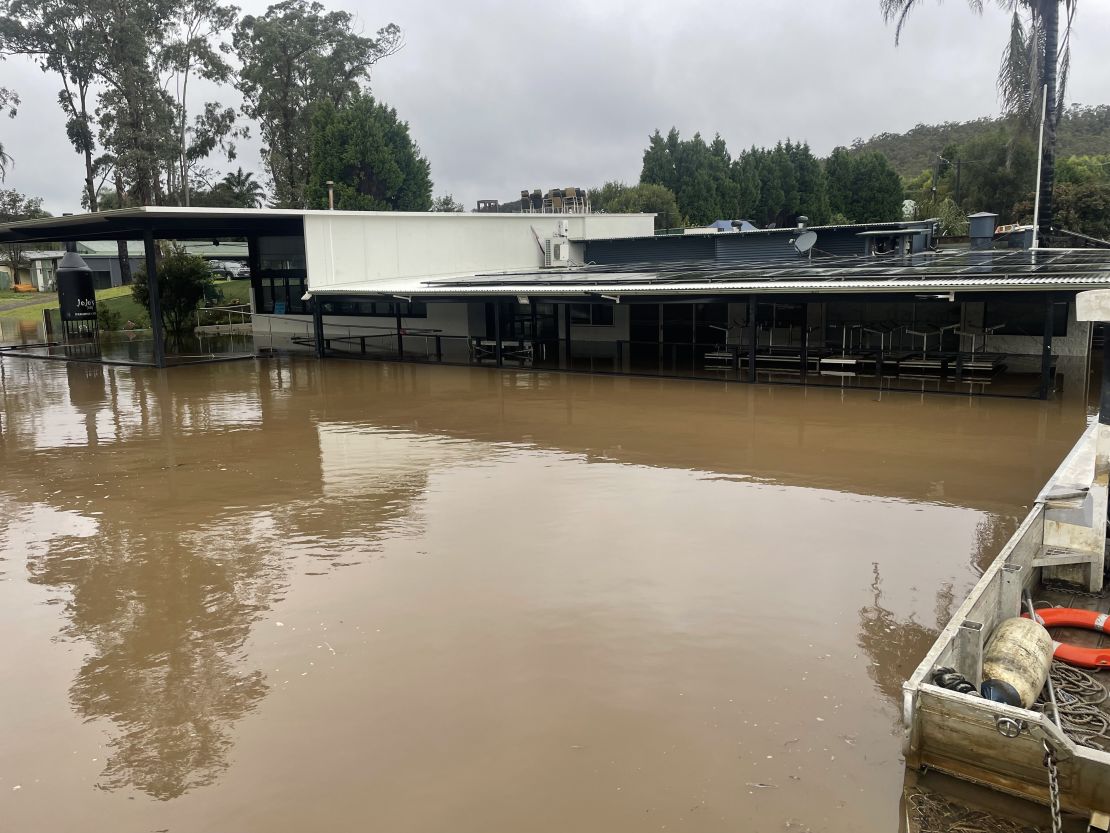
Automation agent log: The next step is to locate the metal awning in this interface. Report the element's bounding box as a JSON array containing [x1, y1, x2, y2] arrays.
[[0, 207, 307, 243], [308, 248, 1110, 298]]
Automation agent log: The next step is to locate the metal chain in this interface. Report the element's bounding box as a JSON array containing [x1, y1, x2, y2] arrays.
[[1042, 739, 1063, 833], [1038, 582, 1108, 600]]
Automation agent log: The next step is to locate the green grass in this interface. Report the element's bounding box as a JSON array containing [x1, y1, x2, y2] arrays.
[[0, 279, 253, 326], [211, 279, 251, 306], [0, 285, 134, 319]]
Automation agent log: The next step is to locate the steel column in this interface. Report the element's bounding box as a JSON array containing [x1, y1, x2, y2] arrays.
[[494, 301, 503, 367], [1039, 293, 1055, 400], [563, 302, 572, 369], [395, 310, 404, 359], [800, 302, 808, 377], [142, 231, 166, 368], [747, 295, 757, 383], [312, 300, 325, 358]]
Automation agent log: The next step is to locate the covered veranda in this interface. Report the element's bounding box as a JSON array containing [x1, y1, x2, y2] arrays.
[[306, 249, 1110, 400]]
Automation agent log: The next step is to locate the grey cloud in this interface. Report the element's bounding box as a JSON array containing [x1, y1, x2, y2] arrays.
[[3, 0, 1109, 215]]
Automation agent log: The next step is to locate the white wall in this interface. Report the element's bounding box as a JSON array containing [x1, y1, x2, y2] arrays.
[[302, 211, 653, 291]]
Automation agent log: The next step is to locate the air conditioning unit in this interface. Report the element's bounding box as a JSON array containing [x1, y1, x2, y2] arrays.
[[544, 237, 569, 267]]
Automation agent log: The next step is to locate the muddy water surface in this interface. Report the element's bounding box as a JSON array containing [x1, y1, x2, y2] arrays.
[[0, 357, 1091, 832]]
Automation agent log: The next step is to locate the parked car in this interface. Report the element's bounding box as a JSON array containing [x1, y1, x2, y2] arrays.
[[235, 264, 251, 279], [209, 262, 234, 280]]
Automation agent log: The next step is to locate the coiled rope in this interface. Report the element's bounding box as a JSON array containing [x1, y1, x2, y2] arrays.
[[1034, 661, 1110, 751]]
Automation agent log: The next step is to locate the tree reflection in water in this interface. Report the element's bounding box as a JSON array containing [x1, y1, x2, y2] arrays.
[[26, 517, 278, 800], [857, 512, 1021, 709]]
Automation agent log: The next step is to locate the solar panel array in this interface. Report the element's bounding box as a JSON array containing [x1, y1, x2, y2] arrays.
[[423, 249, 1110, 288]]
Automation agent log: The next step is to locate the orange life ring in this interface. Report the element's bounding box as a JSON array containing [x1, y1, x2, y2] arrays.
[[1024, 608, 1110, 669]]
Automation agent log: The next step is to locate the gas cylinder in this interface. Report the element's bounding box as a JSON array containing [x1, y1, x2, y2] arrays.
[[980, 616, 1054, 708]]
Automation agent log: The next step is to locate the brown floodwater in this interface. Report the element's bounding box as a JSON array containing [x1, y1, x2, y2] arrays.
[[0, 356, 1092, 832]]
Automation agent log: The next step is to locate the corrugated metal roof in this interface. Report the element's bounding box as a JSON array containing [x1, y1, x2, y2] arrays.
[[309, 248, 1110, 298], [311, 273, 1110, 298]]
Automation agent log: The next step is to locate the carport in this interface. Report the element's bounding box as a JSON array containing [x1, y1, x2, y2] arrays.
[[0, 207, 306, 367]]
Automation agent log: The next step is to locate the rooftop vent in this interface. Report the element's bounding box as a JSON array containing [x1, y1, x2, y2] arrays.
[[968, 212, 998, 251]]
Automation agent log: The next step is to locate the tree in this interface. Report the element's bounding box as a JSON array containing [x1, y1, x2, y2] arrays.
[[132, 250, 214, 339], [1014, 180, 1110, 239], [0, 187, 50, 279], [826, 148, 904, 223], [234, 0, 402, 208], [787, 141, 831, 225], [221, 167, 265, 207], [880, 0, 1078, 237], [1052, 182, 1110, 239], [0, 0, 102, 204], [588, 181, 683, 230], [952, 130, 1037, 220], [94, 0, 180, 207], [0, 84, 17, 179], [1056, 154, 1110, 185], [640, 128, 736, 225], [430, 194, 464, 212], [304, 93, 431, 211], [641, 129, 677, 195], [190, 167, 264, 207], [158, 0, 240, 206]]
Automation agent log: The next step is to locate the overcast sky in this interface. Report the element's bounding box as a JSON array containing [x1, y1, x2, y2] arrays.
[[3, 0, 1109, 215]]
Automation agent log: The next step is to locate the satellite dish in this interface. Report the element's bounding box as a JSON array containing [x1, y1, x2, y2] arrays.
[[793, 230, 818, 254]]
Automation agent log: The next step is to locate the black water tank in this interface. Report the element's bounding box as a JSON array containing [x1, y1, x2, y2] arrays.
[[56, 251, 98, 321]]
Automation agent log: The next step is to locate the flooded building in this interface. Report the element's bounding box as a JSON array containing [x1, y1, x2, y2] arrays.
[[1, 207, 1108, 398]]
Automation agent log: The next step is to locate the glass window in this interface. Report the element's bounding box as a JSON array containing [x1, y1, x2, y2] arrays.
[[985, 299, 1067, 337], [570, 303, 614, 326], [570, 304, 592, 325]]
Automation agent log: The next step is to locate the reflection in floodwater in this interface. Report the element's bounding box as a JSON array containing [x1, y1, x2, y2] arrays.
[[0, 357, 1094, 831], [857, 512, 1020, 712], [858, 562, 951, 708], [26, 518, 275, 799]]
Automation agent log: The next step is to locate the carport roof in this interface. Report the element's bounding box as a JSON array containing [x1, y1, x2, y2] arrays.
[[0, 207, 306, 243]]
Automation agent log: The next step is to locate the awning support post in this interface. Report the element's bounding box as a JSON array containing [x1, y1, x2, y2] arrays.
[[800, 302, 809, 378], [1040, 293, 1054, 400], [395, 308, 404, 359], [494, 301, 503, 368], [143, 231, 166, 368], [563, 302, 572, 370], [312, 299, 325, 358], [747, 295, 757, 383]]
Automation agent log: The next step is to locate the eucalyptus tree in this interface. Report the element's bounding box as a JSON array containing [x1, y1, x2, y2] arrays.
[[159, 0, 241, 205], [0, 86, 15, 179], [880, 0, 1078, 236], [0, 0, 102, 207], [234, 0, 402, 208]]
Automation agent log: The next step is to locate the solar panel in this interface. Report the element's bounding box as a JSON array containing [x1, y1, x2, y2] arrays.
[[419, 248, 1110, 290]]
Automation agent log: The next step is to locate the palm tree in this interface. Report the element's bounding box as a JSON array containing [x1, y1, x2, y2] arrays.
[[220, 168, 265, 208], [880, 0, 1077, 239]]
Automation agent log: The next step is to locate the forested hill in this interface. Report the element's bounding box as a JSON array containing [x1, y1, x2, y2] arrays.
[[849, 105, 1110, 177]]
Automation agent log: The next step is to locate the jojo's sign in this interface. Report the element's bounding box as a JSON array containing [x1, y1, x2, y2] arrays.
[[57, 266, 98, 321]]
